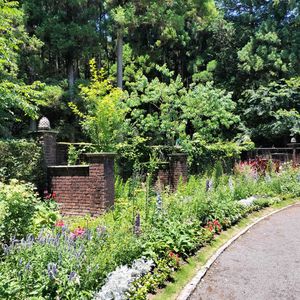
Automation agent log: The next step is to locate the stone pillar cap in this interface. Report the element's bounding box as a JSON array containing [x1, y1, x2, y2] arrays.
[[38, 116, 51, 130], [85, 152, 116, 157], [168, 153, 188, 157]]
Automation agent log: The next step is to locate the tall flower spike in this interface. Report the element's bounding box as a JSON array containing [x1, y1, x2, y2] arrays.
[[134, 213, 141, 236], [47, 262, 58, 279], [156, 192, 162, 212], [206, 179, 213, 192]]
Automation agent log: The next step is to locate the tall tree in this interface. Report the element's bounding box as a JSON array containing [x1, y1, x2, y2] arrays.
[[23, 0, 106, 93], [0, 0, 47, 136], [106, 0, 218, 85]]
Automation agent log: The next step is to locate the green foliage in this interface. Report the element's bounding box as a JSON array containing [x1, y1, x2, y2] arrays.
[[0, 180, 59, 244], [182, 82, 240, 141], [213, 161, 224, 187], [1, 165, 299, 298], [0, 180, 35, 243], [23, 0, 106, 79], [0, 1, 63, 136], [0, 139, 45, 188], [116, 62, 242, 173], [67, 143, 96, 165], [31, 198, 60, 235], [70, 59, 126, 151], [241, 77, 300, 142]]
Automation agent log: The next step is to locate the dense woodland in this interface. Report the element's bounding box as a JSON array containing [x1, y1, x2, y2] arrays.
[[1, 0, 300, 170]]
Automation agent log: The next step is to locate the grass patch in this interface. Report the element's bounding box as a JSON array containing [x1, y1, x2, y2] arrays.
[[151, 197, 299, 300]]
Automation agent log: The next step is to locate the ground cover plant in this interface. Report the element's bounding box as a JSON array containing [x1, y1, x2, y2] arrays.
[[1, 163, 300, 299]]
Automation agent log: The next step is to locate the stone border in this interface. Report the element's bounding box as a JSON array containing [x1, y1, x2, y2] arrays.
[[176, 203, 299, 300]]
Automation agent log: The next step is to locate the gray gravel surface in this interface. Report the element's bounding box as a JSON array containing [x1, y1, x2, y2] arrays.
[[190, 204, 300, 300]]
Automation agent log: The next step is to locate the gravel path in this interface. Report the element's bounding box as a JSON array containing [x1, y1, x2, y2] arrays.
[[190, 204, 300, 300]]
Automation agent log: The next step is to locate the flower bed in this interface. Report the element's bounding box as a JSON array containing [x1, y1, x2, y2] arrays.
[[1, 164, 300, 299]]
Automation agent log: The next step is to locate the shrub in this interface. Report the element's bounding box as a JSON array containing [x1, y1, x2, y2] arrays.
[[0, 180, 39, 244], [0, 180, 59, 244], [0, 139, 45, 189]]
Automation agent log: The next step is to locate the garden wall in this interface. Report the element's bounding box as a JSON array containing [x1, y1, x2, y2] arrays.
[[37, 120, 188, 215], [245, 146, 300, 164], [48, 154, 115, 216], [155, 153, 188, 190], [37, 128, 115, 216]]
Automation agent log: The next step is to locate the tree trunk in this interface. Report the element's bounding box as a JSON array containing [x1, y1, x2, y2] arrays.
[[117, 30, 123, 89], [67, 56, 75, 100]]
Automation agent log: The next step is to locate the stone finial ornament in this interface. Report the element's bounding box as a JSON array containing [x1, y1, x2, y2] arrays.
[[38, 117, 51, 130], [291, 137, 297, 143]]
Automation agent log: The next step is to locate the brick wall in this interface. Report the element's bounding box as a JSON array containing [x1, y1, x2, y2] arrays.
[[155, 163, 170, 189], [56, 143, 68, 165], [154, 154, 188, 191], [169, 153, 188, 190], [48, 153, 115, 216]]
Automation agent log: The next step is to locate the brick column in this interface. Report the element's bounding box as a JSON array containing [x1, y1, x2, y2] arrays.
[[155, 162, 170, 190], [56, 143, 69, 165], [37, 130, 58, 166], [84, 153, 115, 213], [169, 153, 188, 190]]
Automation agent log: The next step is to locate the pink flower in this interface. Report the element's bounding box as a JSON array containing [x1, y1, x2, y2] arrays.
[[74, 227, 85, 236], [70, 227, 85, 239]]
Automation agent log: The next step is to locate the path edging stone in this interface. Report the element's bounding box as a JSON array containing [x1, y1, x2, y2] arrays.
[[176, 202, 298, 300]]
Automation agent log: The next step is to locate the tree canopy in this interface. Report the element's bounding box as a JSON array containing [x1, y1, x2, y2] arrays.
[[0, 0, 299, 164]]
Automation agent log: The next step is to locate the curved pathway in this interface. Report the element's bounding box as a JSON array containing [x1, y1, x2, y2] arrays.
[[190, 204, 300, 300]]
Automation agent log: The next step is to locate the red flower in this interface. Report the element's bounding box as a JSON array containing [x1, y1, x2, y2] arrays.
[[44, 191, 57, 200], [55, 220, 65, 227], [168, 251, 180, 265]]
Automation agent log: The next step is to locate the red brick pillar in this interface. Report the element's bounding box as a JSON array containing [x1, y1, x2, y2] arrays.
[[155, 162, 170, 190], [56, 143, 69, 165], [84, 153, 115, 213], [169, 153, 188, 190]]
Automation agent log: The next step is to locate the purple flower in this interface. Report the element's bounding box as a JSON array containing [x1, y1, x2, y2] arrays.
[[68, 271, 80, 284], [156, 192, 163, 212], [68, 271, 76, 281], [25, 262, 31, 271], [134, 213, 141, 236], [47, 262, 58, 279], [206, 179, 213, 192]]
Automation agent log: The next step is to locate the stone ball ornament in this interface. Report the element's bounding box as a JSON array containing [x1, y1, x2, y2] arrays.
[[38, 116, 51, 130]]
